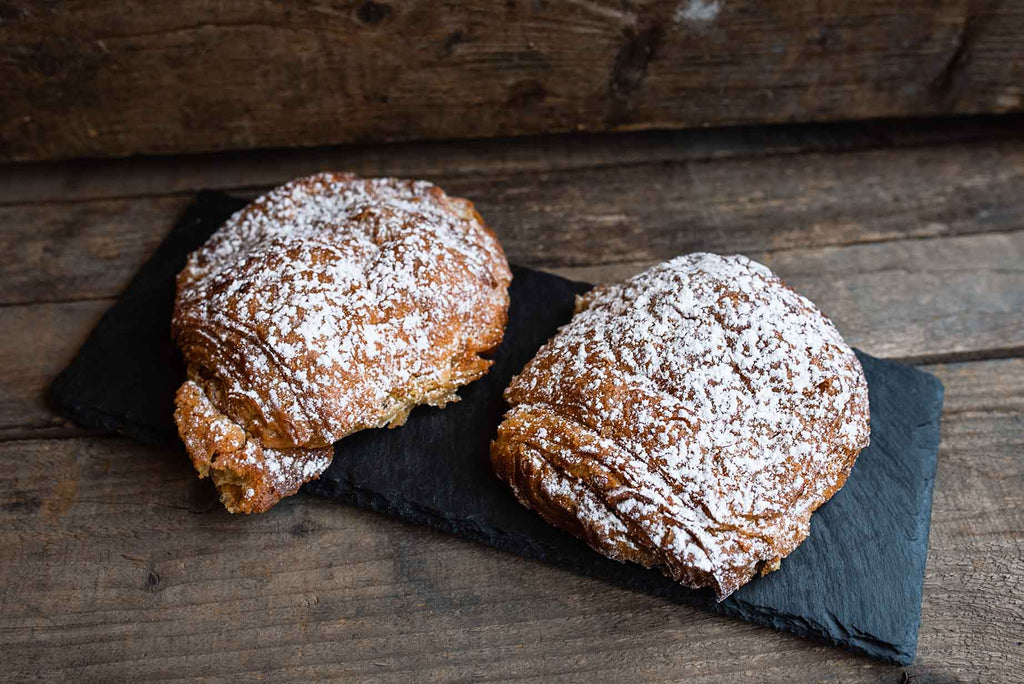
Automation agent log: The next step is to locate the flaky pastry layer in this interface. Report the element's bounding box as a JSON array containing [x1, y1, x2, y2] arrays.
[[174, 173, 512, 512]]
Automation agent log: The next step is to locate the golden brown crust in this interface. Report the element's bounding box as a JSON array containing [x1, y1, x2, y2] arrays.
[[173, 173, 512, 513], [174, 381, 333, 513], [491, 254, 870, 599]]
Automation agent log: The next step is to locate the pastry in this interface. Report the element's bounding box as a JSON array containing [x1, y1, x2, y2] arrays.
[[491, 253, 869, 600], [173, 173, 512, 513]]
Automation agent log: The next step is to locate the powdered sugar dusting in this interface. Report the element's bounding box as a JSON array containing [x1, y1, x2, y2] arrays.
[[173, 173, 511, 512], [174, 378, 335, 513], [175, 173, 510, 446], [231, 438, 333, 499], [495, 253, 870, 598]]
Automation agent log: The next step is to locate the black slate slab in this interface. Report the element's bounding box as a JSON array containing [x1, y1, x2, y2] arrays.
[[50, 192, 944, 665]]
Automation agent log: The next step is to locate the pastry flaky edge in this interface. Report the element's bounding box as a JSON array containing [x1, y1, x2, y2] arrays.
[[490, 253, 870, 600], [173, 172, 512, 513]]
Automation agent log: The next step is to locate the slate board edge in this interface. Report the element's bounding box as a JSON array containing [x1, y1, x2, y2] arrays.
[[898, 369, 945, 663], [304, 460, 923, 666], [48, 191, 248, 446]]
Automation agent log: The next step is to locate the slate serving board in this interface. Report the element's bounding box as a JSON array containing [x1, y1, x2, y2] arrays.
[[51, 191, 944, 665]]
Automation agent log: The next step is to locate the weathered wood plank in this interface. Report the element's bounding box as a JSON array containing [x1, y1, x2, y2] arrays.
[[1, 359, 1020, 681], [915, 360, 1024, 678], [3, 116, 1021, 206], [0, 195, 194, 305], [0, 300, 105, 440], [2, 231, 1021, 439], [2, 1, 1023, 160], [551, 231, 1024, 364], [2, 138, 1022, 306]]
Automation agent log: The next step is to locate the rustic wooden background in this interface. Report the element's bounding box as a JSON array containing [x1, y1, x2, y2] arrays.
[[2, 0, 1023, 678], [2, 0, 1024, 160], [1, 116, 1022, 680]]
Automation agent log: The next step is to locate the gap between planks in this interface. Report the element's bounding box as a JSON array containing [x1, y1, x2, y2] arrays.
[[1, 115, 1022, 206], [3, 136, 1024, 307]]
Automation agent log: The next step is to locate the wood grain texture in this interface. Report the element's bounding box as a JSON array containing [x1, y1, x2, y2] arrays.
[[1, 121, 1021, 680], [915, 360, 1024, 678], [1, 359, 1020, 681], [3, 136, 1023, 305], [551, 231, 1024, 364], [0, 195, 193, 305], [2, 0, 1024, 160], [3, 116, 1022, 206], [0, 300, 105, 440], [0, 231, 1020, 440]]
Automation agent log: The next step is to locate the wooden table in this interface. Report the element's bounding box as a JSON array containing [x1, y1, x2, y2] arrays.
[[1, 117, 1022, 682]]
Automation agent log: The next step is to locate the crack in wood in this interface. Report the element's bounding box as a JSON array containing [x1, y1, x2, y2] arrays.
[[931, 16, 973, 97]]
